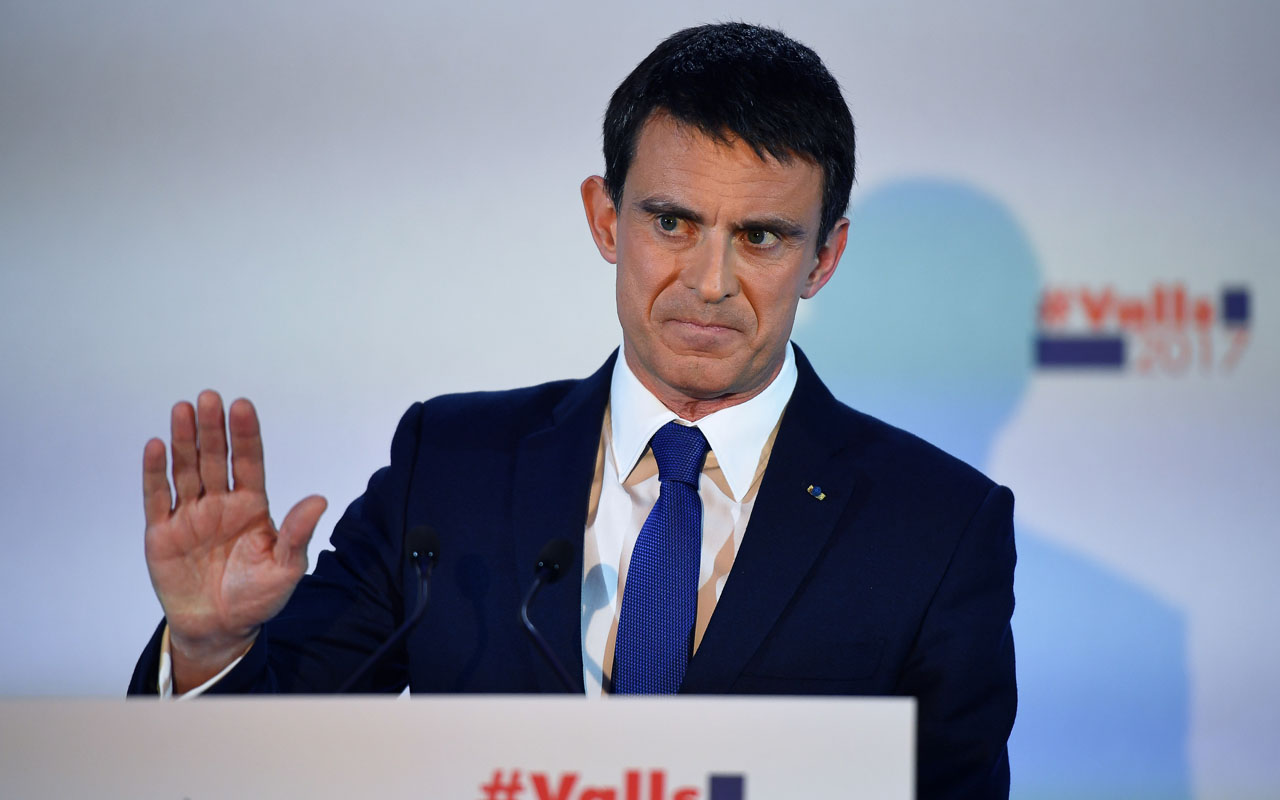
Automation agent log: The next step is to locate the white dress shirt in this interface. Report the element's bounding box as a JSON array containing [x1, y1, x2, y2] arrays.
[[581, 344, 797, 696]]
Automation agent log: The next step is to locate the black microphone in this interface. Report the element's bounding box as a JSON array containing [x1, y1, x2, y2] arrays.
[[336, 525, 440, 693], [520, 538, 578, 692]]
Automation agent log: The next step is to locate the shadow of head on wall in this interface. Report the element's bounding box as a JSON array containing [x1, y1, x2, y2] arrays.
[[798, 178, 1039, 469], [798, 179, 1190, 797]]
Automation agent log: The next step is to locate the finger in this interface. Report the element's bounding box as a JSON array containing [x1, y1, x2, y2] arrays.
[[142, 437, 173, 526], [228, 398, 266, 493], [276, 495, 327, 566], [170, 401, 201, 502], [196, 389, 229, 495]]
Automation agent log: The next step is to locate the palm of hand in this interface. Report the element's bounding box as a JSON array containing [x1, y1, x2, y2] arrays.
[[145, 488, 303, 647], [142, 393, 326, 659]]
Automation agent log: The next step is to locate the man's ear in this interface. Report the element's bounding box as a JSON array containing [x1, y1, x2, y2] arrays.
[[581, 175, 619, 264], [800, 216, 850, 299]]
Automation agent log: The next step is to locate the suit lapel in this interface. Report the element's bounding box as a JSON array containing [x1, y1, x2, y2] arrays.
[[510, 352, 615, 694], [681, 347, 860, 693]]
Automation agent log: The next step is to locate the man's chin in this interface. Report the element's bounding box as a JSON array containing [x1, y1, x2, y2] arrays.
[[624, 340, 771, 406], [654, 359, 745, 402]]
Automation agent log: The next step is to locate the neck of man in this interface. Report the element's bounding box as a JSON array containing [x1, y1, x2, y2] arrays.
[[622, 344, 785, 423]]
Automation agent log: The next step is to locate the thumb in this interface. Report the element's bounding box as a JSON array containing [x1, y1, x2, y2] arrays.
[[276, 495, 327, 564]]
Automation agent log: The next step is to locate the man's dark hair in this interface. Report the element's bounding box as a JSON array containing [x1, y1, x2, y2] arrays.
[[603, 22, 856, 248]]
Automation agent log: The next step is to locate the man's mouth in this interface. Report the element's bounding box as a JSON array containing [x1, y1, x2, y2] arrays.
[[672, 319, 734, 331], [663, 318, 742, 349]]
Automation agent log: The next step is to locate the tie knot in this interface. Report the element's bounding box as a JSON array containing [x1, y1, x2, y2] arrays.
[[649, 421, 709, 487]]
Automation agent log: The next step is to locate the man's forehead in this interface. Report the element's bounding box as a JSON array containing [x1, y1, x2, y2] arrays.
[[626, 114, 823, 215], [636, 111, 813, 171]]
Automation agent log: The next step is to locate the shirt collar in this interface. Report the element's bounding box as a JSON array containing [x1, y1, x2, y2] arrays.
[[609, 343, 798, 502]]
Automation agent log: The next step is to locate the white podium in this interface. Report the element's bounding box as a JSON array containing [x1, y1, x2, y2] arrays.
[[0, 696, 913, 799]]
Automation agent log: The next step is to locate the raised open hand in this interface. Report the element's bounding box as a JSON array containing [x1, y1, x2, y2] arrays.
[[142, 390, 326, 690]]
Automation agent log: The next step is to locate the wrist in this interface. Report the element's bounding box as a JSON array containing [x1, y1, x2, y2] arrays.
[[168, 626, 259, 691]]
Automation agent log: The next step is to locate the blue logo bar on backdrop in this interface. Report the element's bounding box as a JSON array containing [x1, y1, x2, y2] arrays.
[[1036, 336, 1126, 368]]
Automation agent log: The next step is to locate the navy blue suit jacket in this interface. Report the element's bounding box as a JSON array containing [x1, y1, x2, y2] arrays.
[[131, 347, 1017, 798]]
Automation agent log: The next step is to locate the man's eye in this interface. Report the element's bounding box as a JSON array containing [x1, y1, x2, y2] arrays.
[[658, 215, 679, 232], [744, 230, 780, 247]]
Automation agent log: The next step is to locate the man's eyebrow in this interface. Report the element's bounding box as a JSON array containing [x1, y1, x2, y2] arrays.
[[635, 197, 704, 225], [738, 215, 808, 241]]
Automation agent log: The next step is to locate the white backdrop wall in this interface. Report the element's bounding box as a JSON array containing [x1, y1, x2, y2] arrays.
[[1, 3, 1276, 799]]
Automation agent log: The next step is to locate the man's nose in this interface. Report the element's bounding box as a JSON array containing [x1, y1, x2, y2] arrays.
[[681, 238, 739, 302]]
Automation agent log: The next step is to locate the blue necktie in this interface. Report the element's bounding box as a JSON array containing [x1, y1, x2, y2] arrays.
[[613, 421, 709, 694]]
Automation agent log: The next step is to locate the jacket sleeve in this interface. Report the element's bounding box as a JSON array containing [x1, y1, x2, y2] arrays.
[[896, 484, 1018, 800], [127, 402, 428, 696]]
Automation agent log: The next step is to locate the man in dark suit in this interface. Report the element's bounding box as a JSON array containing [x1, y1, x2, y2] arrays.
[[131, 23, 1016, 799]]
